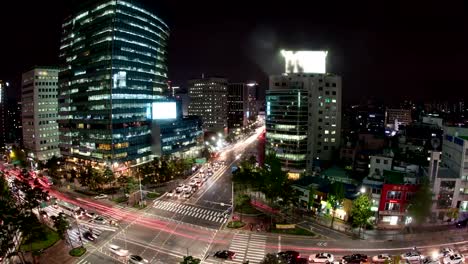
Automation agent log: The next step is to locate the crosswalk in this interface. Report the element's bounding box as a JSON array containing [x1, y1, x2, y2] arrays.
[[204, 233, 268, 264], [153, 200, 228, 224], [67, 225, 103, 248]]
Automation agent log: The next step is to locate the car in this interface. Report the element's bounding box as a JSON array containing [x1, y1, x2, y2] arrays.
[[443, 254, 465, 264], [128, 255, 149, 264], [94, 194, 108, 199], [401, 252, 424, 262], [196, 180, 203, 187], [109, 244, 129, 257], [372, 254, 392, 263], [167, 190, 175, 197], [176, 184, 184, 192], [183, 192, 192, 199], [189, 179, 197, 186], [423, 257, 441, 264], [277, 251, 301, 263], [310, 253, 334, 263], [93, 216, 107, 225], [439, 248, 457, 258], [214, 250, 235, 260], [83, 231, 95, 241], [85, 212, 97, 218], [342, 254, 368, 264], [182, 185, 191, 192]]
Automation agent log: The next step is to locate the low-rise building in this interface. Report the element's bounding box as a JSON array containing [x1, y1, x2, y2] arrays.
[[378, 183, 419, 228]]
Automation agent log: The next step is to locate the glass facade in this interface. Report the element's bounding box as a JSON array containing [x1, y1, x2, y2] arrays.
[[158, 116, 203, 156], [266, 89, 309, 170], [58, 0, 169, 165]]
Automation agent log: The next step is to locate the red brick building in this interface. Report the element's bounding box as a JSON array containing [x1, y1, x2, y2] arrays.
[[378, 183, 419, 228]]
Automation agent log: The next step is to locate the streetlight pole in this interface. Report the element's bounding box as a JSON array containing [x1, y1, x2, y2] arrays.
[[74, 214, 84, 247], [139, 173, 143, 206]]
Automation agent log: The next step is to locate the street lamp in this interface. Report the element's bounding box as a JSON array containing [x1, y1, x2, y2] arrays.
[[74, 214, 84, 247], [360, 187, 366, 194]]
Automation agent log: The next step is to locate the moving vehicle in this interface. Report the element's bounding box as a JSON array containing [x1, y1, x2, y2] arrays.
[[167, 190, 175, 198], [401, 252, 424, 262], [310, 253, 334, 263], [94, 194, 108, 199], [443, 254, 465, 264], [93, 216, 107, 225], [277, 251, 301, 263], [214, 250, 235, 260], [342, 254, 368, 264], [128, 255, 149, 264], [423, 257, 441, 264], [183, 192, 192, 199], [83, 231, 95, 241], [372, 254, 392, 263], [54, 200, 82, 217], [109, 244, 129, 257], [182, 185, 191, 192]]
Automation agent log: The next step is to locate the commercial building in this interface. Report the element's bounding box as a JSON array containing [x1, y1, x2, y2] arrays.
[[6, 101, 22, 145], [188, 77, 227, 133], [0, 81, 7, 151], [378, 183, 418, 228], [266, 50, 342, 175], [441, 126, 468, 215], [58, 0, 169, 166], [227, 82, 258, 133], [385, 108, 412, 128], [175, 93, 190, 117], [21, 67, 61, 161], [151, 116, 203, 158]]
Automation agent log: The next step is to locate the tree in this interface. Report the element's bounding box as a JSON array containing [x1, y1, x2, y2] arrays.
[[260, 253, 280, 264], [407, 178, 433, 225], [327, 182, 345, 229], [351, 194, 373, 237], [201, 147, 211, 160], [308, 185, 318, 212], [180, 256, 201, 264], [51, 213, 71, 245]]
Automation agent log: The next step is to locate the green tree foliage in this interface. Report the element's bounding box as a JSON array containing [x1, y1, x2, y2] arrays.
[[260, 253, 280, 264], [351, 194, 373, 236], [407, 178, 433, 225], [51, 213, 71, 243], [9, 146, 27, 167], [180, 256, 201, 264], [327, 182, 345, 229], [0, 176, 21, 260]]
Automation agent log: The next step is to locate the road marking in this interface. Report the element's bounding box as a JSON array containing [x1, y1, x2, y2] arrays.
[[278, 235, 281, 252]]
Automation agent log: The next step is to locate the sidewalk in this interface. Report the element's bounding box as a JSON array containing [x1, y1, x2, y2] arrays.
[[22, 240, 76, 264]]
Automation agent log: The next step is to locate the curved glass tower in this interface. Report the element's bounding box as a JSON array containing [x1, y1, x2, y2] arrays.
[[58, 0, 169, 166]]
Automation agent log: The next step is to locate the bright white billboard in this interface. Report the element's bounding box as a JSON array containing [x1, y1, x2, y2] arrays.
[[152, 102, 177, 119], [281, 50, 327, 74]]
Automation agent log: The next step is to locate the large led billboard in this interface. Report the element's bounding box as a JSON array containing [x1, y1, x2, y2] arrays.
[[281, 50, 327, 74], [152, 102, 177, 119]]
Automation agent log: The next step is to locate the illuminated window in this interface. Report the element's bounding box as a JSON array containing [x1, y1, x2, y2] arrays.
[[324, 130, 329, 134], [324, 138, 329, 142], [331, 138, 336, 143], [325, 98, 331, 103], [332, 99, 337, 103], [331, 130, 336, 135]]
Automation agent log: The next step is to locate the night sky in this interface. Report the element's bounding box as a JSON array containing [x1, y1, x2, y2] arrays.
[[1, 1, 468, 103]]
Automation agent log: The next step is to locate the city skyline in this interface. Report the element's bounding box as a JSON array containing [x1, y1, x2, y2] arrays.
[[2, 1, 468, 103]]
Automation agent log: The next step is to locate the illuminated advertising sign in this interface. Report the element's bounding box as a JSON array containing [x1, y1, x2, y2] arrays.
[[281, 50, 327, 74], [152, 102, 177, 119]]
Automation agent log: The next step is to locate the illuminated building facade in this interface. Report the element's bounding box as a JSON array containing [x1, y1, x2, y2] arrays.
[[266, 51, 342, 175], [188, 77, 228, 133], [227, 82, 258, 133], [58, 0, 169, 165], [21, 67, 61, 161]]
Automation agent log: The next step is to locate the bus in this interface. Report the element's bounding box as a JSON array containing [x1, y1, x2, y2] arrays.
[[54, 200, 82, 217]]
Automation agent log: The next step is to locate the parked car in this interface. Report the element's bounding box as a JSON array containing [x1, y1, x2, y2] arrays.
[[342, 254, 368, 264], [277, 251, 301, 263], [443, 254, 465, 264], [439, 248, 456, 258], [128, 255, 149, 264], [109, 244, 129, 257], [214, 250, 235, 260], [309, 253, 334, 263], [94, 194, 108, 199], [401, 252, 424, 262], [372, 254, 392, 263]]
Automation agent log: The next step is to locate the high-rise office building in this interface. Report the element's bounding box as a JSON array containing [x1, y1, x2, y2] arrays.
[[58, 0, 169, 166], [21, 67, 61, 161], [188, 77, 228, 133], [227, 82, 258, 133], [266, 51, 342, 176], [6, 101, 22, 145], [0, 80, 7, 151]]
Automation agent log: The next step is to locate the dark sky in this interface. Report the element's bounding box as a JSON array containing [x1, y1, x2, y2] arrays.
[[1, 1, 468, 103]]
